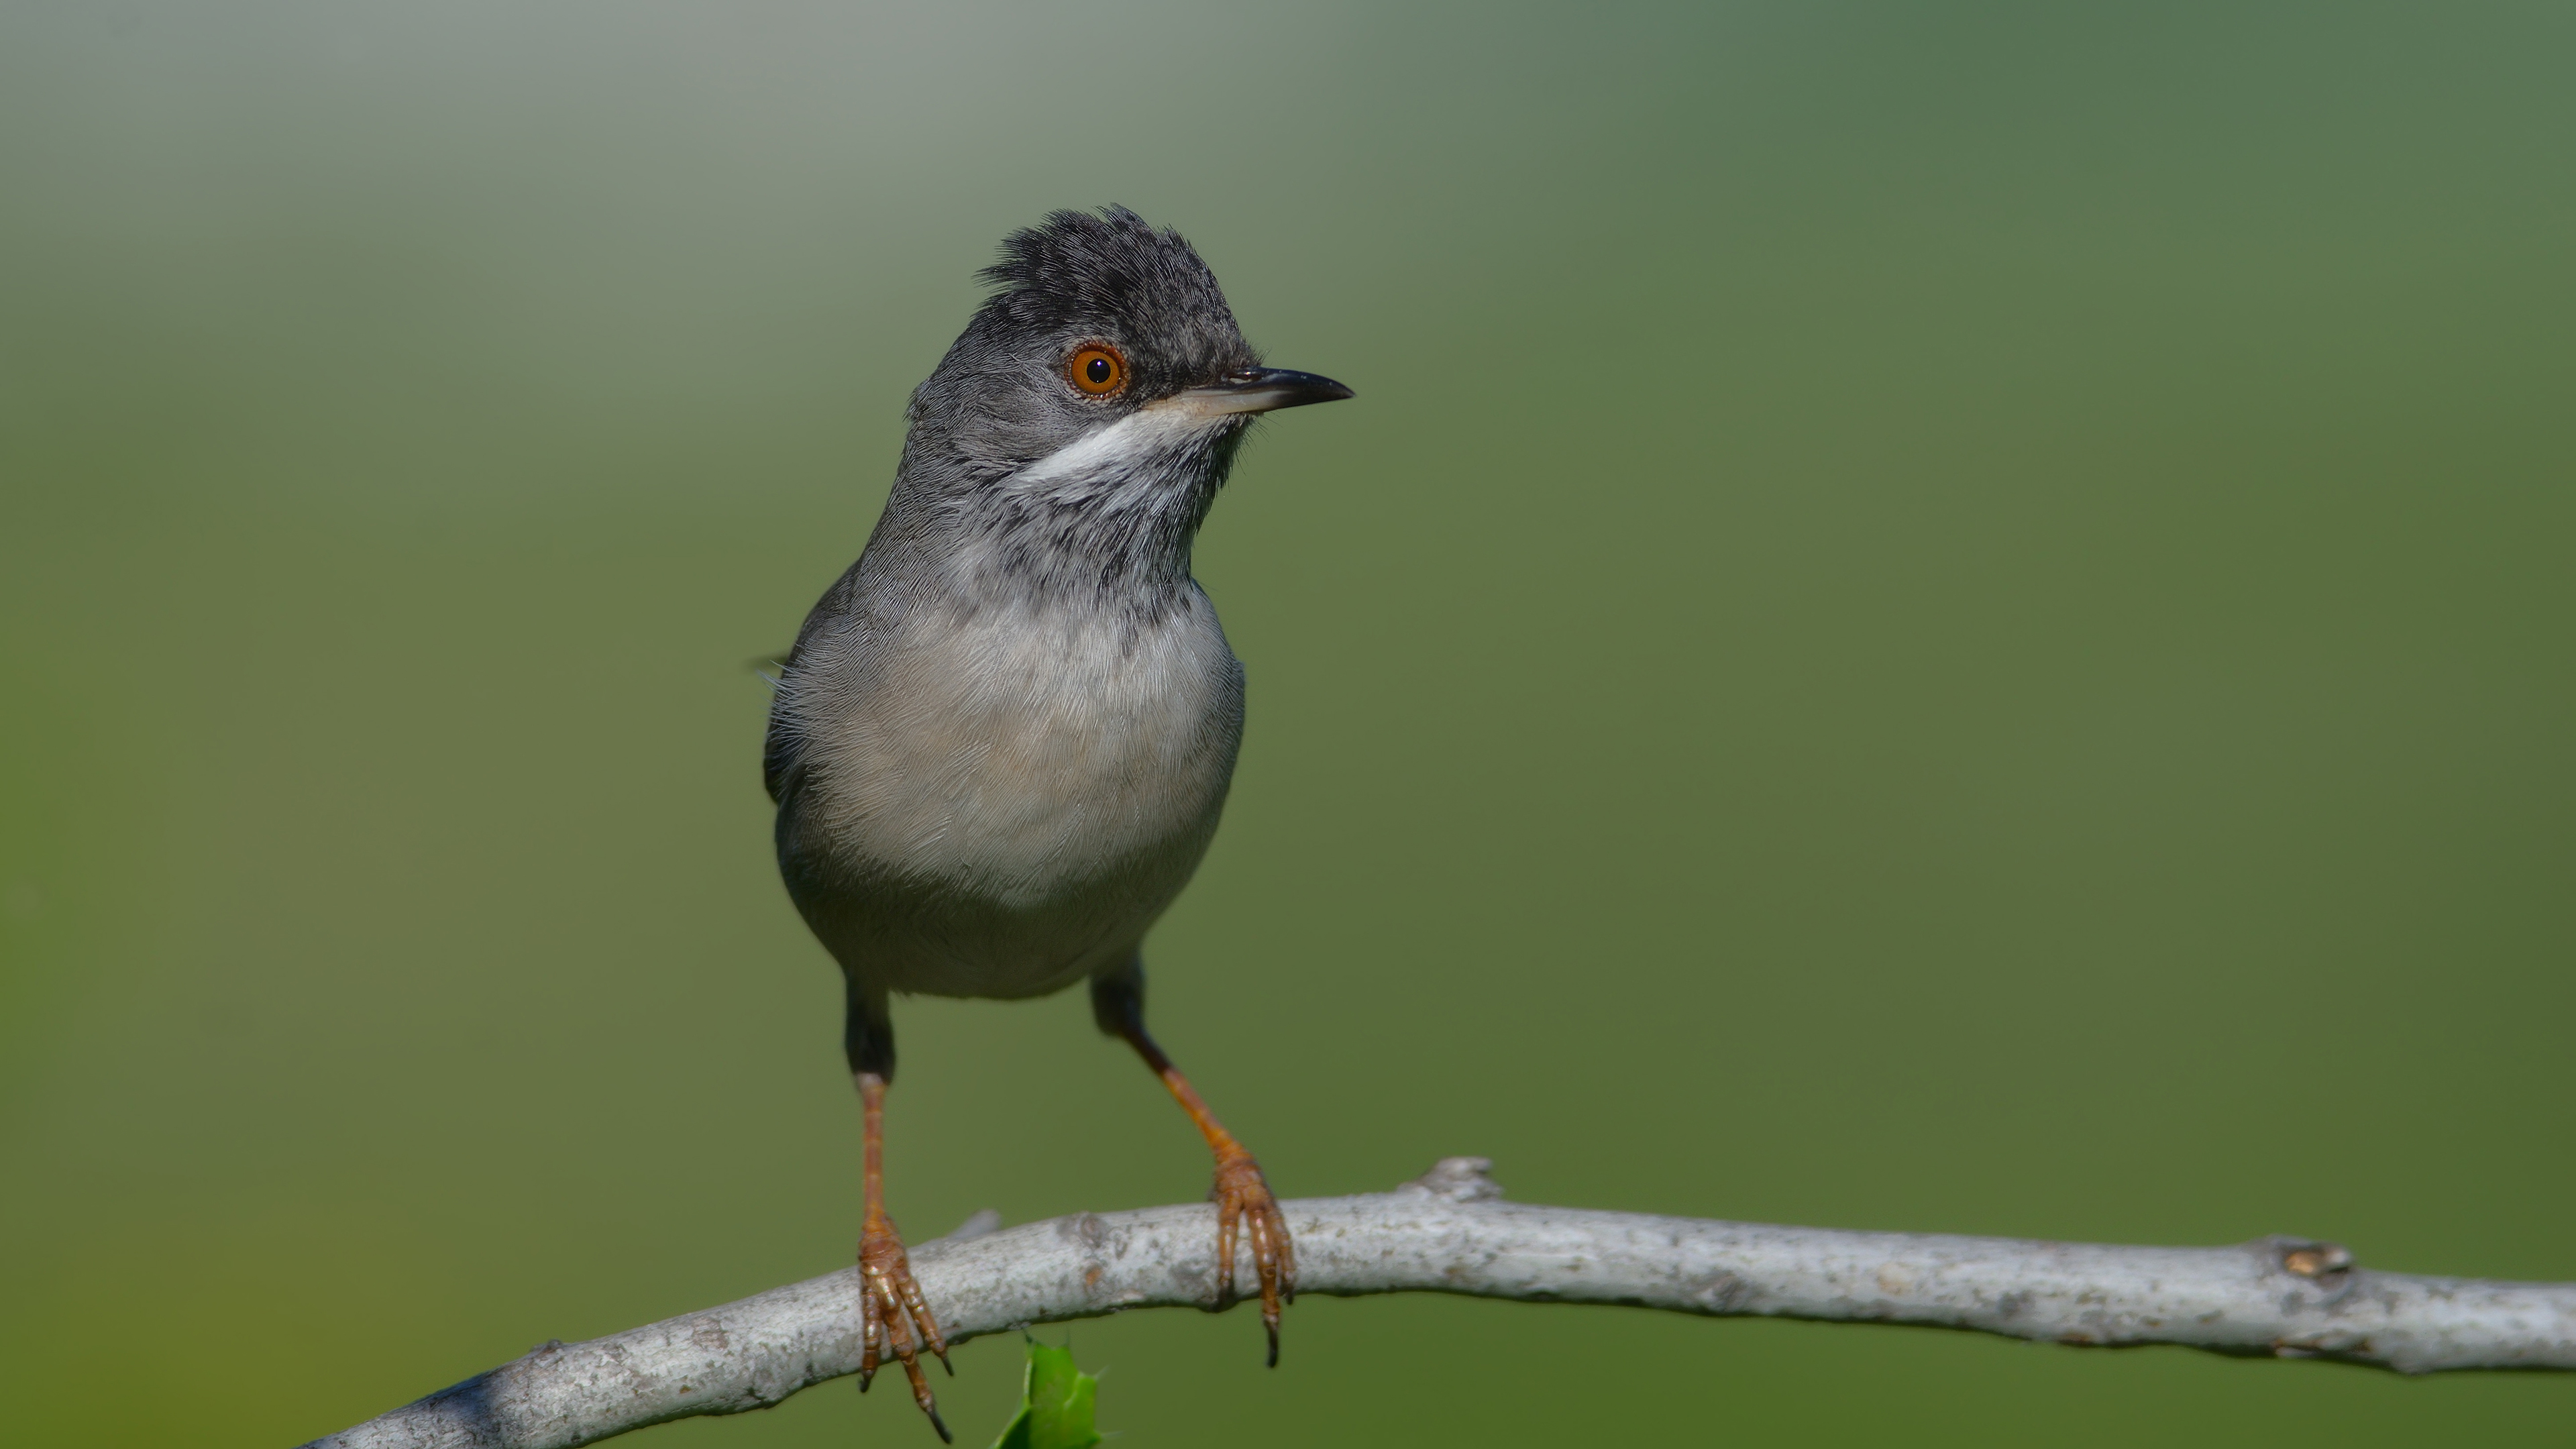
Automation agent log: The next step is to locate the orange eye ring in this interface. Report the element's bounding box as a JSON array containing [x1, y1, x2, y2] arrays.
[[1067, 344, 1126, 396]]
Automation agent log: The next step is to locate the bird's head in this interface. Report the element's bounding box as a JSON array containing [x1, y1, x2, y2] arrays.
[[896, 207, 1350, 558]]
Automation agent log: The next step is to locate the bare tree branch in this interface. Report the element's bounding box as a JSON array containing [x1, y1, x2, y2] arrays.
[[301, 1157, 2576, 1449]]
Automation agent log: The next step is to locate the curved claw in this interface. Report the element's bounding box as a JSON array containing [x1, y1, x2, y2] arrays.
[[857, 1211, 951, 1438], [1210, 1148, 1297, 1366]]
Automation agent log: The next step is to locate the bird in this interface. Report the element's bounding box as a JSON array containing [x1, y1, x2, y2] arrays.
[[761, 206, 1352, 1440]]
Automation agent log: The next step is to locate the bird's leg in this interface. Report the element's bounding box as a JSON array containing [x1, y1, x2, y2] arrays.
[[847, 986, 951, 1442], [1091, 957, 1296, 1366]]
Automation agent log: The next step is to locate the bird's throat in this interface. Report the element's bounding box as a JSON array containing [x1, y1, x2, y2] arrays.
[[941, 409, 1246, 611]]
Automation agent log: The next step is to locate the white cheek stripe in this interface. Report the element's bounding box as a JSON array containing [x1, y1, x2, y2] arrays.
[[1003, 394, 1232, 496]]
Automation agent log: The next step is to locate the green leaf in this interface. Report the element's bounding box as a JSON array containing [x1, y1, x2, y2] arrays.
[[988, 1339, 1103, 1449]]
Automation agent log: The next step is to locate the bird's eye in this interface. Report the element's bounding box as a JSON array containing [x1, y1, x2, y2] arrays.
[[1067, 345, 1126, 396]]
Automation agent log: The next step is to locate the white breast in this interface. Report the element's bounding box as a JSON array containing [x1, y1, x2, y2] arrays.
[[802, 592, 1243, 913]]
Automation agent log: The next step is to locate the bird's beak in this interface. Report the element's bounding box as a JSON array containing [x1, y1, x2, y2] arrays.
[[1171, 368, 1355, 417]]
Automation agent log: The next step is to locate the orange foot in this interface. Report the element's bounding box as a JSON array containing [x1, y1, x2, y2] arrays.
[[1212, 1146, 1297, 1366], [858, 1210, 953, 1442]]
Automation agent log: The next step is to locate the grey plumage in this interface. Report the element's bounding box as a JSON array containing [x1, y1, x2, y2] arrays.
[[762, 211, 1345, 1419], [765, 207, 1308, 1016]]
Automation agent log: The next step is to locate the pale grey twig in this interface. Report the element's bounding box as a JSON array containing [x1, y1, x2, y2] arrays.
[[301, 1158, 2576, 1449]]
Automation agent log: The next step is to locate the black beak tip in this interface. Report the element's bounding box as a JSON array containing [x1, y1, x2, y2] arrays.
[[1228, 367, 1354, 409]]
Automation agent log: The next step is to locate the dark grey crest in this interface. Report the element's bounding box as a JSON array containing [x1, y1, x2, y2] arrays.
[[972, 206, 1256, 396]]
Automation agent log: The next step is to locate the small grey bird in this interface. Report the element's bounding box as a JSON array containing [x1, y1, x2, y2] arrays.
[[763, 206, 1351, 1438]]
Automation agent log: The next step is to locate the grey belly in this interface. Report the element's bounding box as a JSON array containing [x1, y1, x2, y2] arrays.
[[775, 601, 1244, 1000], [784, 827, 1220, 1000]]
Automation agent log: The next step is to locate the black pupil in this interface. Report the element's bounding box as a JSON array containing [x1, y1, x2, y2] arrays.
[[1084, 356, 1113, 385]]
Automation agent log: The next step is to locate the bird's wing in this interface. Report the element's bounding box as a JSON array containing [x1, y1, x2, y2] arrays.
[[759, 643, 799, 806], [761, 552, 881, 808]]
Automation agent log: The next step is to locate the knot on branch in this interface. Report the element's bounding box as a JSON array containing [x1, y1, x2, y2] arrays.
[[2253, 1234, 2358, 1291], [2276, 1240, 2355, 1281], [2248, 1234, 2361, 1323], [1401, 1157, 1505, 1203]]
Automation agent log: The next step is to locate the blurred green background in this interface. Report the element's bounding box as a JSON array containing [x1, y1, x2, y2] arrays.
[[3, 1, 2572, 1444]]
